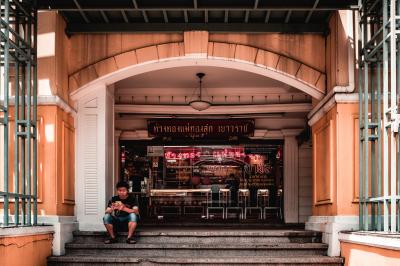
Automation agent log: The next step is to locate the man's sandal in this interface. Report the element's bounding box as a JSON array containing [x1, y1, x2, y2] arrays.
[[126, 238, 136, 244], [104, 237, 117, 244]]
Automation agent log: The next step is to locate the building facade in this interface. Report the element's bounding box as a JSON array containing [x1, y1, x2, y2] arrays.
[[1, 1, 399, 265]]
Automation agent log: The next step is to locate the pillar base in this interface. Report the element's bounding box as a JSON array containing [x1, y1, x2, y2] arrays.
[[305, 215, 358, 256], [38, 215, 78, 255]]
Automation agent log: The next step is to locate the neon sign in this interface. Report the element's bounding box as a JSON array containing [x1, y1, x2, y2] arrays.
[[165, 148, 245, 160], [212, 149, 245, 159], [165, 151, 201, 160]]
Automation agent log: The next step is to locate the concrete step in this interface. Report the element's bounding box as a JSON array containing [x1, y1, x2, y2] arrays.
[[64, 242, 328, 257], [72, 230, 322, 244], [48, 255, 343, 266]]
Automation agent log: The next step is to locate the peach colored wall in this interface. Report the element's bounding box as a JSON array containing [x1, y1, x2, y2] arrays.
[[341, 242, 400, 266], [67, 32, 325, 79], [312, 103, 359, 216], [326, 12, 350, 93], [336, 103, 359, 215], [312, 105, 338, 216], [38, 12, 70, 105], [37, 106, 75, 216], [209, 33, 326, 73], [35, 13, 331, 100], [0, 233, 53, 266], [0, 106, 74, 216]]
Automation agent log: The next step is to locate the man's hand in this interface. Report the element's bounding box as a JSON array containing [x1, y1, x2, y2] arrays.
[[132, 206, 139, 214], [115, 203, 124, 211], [105, 207, 113, 214]]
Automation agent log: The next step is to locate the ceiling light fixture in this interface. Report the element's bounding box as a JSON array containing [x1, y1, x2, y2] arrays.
[[189, 72, 211, 111]]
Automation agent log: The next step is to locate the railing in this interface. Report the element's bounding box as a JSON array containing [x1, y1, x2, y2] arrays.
[[0, 0, 38, 227], [358, 0, 400, 232]]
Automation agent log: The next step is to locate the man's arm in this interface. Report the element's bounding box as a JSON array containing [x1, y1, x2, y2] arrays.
[[120, 205, 139, 214], [105, 199, 113, 213]]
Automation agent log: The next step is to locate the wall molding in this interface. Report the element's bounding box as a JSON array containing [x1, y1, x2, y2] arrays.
[[339, 231, 400, 251], [8, 95, 77, 115], [115, 103, 312, 115], [0, 224, 54, 237], [308, 89, 358, 127], [313, 119, 334, 205]]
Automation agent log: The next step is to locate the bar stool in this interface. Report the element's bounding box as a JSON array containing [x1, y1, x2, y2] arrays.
[[219, 188, 230, 219], [244, 189, 267, 220], [240, 189, 261, 219], [225, 189, 244, 219], [257, 189, 269, 219], [264, 189, 283, 220], [207, 187, 224, 219]]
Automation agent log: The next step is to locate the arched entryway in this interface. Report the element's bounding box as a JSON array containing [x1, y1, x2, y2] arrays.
[[72, 51, 321, 230]]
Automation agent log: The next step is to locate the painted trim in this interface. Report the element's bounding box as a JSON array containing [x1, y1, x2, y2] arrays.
[[115, 103, 312, 115], [308, 90, 358, 126], [339, 231, 400, 251], [0, 225, 54, 237], [8, 95, 76, 115]]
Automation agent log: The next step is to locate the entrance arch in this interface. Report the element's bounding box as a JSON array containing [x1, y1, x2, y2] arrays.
[[69, 40, 326, 101], [72, 47, 315, 230]]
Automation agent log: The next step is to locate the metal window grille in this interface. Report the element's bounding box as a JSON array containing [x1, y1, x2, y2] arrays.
[[0, 0, 38, 227], [358, 0, 400, 232]]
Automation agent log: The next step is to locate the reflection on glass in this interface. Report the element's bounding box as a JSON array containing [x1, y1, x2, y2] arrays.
[[120, 144, 284, 222]]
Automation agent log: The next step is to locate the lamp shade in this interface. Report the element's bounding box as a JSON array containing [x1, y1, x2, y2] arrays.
[[189, 99, 211, 111]]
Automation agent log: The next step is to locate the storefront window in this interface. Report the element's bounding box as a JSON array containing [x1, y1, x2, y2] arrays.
[[120, 143, 283, 222]]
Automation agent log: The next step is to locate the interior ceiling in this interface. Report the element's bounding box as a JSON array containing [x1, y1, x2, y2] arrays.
[[116, 66, 297, 91], [114, 66, 311, 106]]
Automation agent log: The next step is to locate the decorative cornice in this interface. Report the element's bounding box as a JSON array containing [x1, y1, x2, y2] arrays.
[[308, 89, 358, 127], [115, 103, 312, 115], [8, 95, 77, 115]]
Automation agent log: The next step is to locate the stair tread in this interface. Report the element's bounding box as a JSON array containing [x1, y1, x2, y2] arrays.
[[65, 242, 328, 249], [48, 255, 343, 263], [73, 230, 322, 237]]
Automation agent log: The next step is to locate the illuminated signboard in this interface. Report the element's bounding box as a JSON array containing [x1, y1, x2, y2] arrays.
[[148, 119, 255, 139]]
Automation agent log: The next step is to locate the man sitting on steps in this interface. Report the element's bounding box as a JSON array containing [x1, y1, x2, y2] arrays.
[[103, 181, 139, 244]]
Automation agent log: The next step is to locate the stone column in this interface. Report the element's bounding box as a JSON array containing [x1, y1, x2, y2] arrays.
[[282, 129, 301, 223]]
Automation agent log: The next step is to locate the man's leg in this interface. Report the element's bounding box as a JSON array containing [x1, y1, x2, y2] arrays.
[[126, 213, 138, 243], [103, 213, 116, 241]]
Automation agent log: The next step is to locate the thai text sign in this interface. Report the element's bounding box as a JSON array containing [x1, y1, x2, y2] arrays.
[[147, 119, 255, 139]]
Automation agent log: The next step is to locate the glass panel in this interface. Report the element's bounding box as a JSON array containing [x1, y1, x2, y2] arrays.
[[120, 143, 284, 222]]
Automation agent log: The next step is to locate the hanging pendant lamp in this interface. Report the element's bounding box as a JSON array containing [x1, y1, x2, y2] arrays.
[[189, 73, 211, 111]]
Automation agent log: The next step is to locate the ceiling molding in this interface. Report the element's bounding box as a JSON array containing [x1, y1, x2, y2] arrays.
[[115, 103, 312, 115]]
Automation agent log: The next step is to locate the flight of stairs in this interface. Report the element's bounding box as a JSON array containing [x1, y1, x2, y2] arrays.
[[48, 227, 343, 265]]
